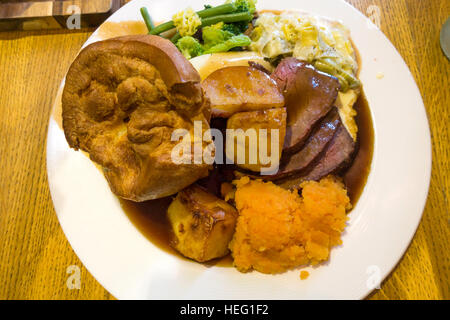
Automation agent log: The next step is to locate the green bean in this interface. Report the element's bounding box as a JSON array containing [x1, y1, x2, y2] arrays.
[[140, 7, 155, 32], [159, 28, 177, 39], [170, 32, 182, 44], [197, 3, 237, 18], [149, 20, 175, 35], [200, 12, 253, 28]]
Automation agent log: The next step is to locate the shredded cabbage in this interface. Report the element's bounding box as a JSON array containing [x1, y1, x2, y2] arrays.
[[172, 7, 202, 37], [250, 12, 359, 90]]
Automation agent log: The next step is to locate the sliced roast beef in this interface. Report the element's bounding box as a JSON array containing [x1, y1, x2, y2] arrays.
[[272, 57, 301, 91], [276, 123, 356, 190], [272, 57, 340, 154], [274, 108, 341, 179]]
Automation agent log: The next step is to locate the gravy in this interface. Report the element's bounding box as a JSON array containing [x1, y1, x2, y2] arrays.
[[120, 194, 234, 267], [343, 91, 374, 203]]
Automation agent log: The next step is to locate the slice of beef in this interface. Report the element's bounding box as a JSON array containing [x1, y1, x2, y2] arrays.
[[272, 57, 301, 91], [276, 123, 356, 190], [272, 57, 341, 154], [274, 108, 341, 179]]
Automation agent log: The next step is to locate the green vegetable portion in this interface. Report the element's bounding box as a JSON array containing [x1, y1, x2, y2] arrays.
[[232, 0, 257, 14], [148, 20, 174, 35], [201, 22, 251, 54], [204, 34, 251, 54], [170, 32, 182, 43], [202, 23, 235, 49], [175, 21, 251, 59], [144, 1, 255, 36], [197, 3, 237, 18], [141, 1, 257, 59], [200, 12, 253, 28], [140, 7, 155, 31], [222, 21, 250, 35], [176, 36, 204, 59], [172, 7, 202, 37]]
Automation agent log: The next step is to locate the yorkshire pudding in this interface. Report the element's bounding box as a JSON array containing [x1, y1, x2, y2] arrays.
[[62, 35, 212, 201]]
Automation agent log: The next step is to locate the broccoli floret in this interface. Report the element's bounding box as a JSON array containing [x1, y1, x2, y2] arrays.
[[224, 0, 257, 14], [201, 20, 251, 54], [221, 23, 240, 35], [204, 34, 251, 54], [222, 21, 249, 35], [233, 0, 257, 14], [176, 36, 204, 59], [202, 22, 234, 49]]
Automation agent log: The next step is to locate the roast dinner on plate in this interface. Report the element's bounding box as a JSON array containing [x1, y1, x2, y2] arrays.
[[61, 0, 374, 277]]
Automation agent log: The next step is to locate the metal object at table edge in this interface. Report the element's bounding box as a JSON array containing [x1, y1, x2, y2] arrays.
[[440, 16, 450, 60]]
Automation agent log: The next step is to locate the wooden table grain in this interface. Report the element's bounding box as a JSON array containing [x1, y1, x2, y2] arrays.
[[0, 0, 448, 300]]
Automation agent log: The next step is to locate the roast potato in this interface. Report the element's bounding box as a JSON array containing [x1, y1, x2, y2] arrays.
[[226, 108, 287, 173], [62, 35, 212, 201], [189, 51, 274, 80], [167, 185, 238, 262], [202, 66, 285, 118]]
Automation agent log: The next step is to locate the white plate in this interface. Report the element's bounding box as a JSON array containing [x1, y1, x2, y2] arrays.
[[47, 0, 431, 299]]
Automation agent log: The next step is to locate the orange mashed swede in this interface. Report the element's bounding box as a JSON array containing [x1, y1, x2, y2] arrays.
[[229, 176, 351, 274], [300, 270, 310, 280]]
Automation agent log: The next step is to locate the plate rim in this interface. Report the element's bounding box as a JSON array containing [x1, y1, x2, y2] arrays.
[[46, 0, 432, 300]]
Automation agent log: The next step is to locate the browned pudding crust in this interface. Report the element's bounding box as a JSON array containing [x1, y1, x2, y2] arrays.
[[62, 35, 212, 201]]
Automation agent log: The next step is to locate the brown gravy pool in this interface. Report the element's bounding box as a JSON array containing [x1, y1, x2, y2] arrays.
[[120, 91, 374, 266], [120, 197, 234, 267], [343, 92, 374, 203]]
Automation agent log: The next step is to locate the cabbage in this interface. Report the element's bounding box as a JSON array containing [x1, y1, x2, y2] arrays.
[[172, 7, 202, 37], [249, 12, 359, 90]]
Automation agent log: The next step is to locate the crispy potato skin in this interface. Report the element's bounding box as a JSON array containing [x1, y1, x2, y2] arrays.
[[167, 185, 238, 262], [202, 66, 285, 118], [226, 108, 287, 172]]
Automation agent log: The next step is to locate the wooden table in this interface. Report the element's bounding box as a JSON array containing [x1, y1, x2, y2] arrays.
[[0, 0, 448, 300]]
